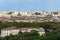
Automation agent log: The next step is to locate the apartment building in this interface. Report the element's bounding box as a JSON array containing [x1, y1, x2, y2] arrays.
[[0, 11, 19, 18], [0, 27, 45, 37], [51, 12, 60, 17], [0, 11, 11, 18], [0, 11, 53, 17], [20, 11, 35, 16], [0, 27, 20, 37]]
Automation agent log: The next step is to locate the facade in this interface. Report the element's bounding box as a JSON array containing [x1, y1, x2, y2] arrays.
[[52, 12, 60, 17], [21, 28, 45, 35], [20, 11, 35, 16], [0, 11, 19, 18], [0, 11, 60, 22], [0, 27, 45, 37], [0, 11, 10, 18], [15, 20, 35, 22], [0, 11, 60, 17], [0, 27, 20, 37], [11, 11, 19, 17]]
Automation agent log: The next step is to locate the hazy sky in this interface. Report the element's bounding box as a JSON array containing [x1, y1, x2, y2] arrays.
[[0, 0, 60, 11]]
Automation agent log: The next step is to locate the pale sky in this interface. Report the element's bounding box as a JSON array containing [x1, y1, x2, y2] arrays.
[[0, 0, 60, 11]]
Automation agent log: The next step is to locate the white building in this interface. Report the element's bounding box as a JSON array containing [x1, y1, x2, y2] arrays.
[[0, 11, 53, 18], [0, 27, 20, 37], [0, 27, 45, 37], [21, 28, 45, 35], [0, 11, 10, 18], [20, 11, 35, 16], [11, 11, 19, 17], [51, 12, 60, 17], [15, 20, 35, 23], [0, 11, 19, 18]]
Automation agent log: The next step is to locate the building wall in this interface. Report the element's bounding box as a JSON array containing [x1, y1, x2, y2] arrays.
[[0, 11, 55, 17], [1, 29, 20, 37], [0, 28, 45, 37], [11, 11, 19, 17]]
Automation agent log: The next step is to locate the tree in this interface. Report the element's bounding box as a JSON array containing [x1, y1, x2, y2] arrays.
[[34, 12, 41, 15]]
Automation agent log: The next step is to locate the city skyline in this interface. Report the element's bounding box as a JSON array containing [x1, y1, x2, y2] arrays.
[[0, 0, 60, 11]]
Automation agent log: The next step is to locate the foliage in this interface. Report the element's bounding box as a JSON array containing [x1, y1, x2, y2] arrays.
[[0, 22, 60, 30], [34, 12, 41, 15], [0, 21, 60, 40]]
